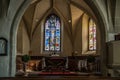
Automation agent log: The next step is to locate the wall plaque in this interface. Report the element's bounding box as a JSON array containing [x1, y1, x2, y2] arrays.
[[0, 37, 7, 56]]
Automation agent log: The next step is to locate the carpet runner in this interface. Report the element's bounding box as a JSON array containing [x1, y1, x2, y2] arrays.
[[40, 72, 76, 75], [28, 71, 81, 76]]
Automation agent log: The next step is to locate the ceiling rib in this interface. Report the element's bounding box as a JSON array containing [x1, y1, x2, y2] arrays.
[[32, 8, 53, 37], [22, 17, 31, 41]]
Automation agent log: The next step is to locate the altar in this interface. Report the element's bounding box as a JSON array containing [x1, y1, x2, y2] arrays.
[[44, 57, 67, 71]]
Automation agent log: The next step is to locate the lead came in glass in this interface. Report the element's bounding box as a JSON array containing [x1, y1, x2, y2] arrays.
[[44, 14, 61, 52], [89, 19, 96, 50]]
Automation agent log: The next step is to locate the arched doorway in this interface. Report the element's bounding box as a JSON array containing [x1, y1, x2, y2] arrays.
[[10, 0, 106, 77]]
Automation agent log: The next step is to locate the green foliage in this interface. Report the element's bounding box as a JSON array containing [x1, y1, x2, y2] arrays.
[[22, 54, 30, 62], [87, 55, 95, 63]]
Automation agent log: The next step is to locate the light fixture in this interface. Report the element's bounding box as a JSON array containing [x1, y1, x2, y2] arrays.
[[35, 19, 39, 22], [68, 20, 71, 23]]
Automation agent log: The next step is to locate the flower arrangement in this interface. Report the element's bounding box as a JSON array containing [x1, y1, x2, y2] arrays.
[[87, 55, 95, 72], [22, 54, 31, 62], [87, 55, 95, 63], [21, 54, 31, 73]]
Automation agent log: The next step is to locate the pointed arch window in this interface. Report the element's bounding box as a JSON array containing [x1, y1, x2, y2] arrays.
[[44, 14, 61, 52], [88, 19, 96, 50]]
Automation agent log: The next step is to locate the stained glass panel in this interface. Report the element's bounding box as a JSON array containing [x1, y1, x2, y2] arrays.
[[89, 19, 96, 50], [44, 14, 61, 52]]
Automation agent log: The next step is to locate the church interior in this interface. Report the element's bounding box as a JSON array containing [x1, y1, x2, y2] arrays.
[[0, 0, 120, 79]]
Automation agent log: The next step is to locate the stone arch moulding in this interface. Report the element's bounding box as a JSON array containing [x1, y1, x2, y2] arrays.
[[84, 0, 107, 76], [39, 9, 65, 55], [9, 0, 32, 77], [9, 0, 107, 77]]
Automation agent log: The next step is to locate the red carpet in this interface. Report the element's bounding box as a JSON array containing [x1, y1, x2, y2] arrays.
[[28, 71, 79, 76], [28, 71, 90, 76], [39, 72, 77, 75], [40, 72, 76, 74]]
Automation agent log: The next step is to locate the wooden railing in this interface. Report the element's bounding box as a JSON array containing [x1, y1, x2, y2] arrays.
[[0, 76, 119, 80], [16, 55, 101, 74], [67, 56, 101, 74]]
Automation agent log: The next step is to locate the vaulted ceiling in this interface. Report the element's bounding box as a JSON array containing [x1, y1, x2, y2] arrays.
[[19, 0, 96, 40]]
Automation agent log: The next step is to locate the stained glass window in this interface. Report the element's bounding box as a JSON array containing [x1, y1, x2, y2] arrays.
[[44, 14, 61, 52], [89, 19, 96, 50]]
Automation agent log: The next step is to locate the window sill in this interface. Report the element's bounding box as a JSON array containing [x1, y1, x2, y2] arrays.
[[82, 51, 96, 55]]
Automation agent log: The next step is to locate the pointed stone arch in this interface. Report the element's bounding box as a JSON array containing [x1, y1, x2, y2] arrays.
[[84, 0, 107, 76], [9, 0, 32, 77], [9, 0, 107, 76]]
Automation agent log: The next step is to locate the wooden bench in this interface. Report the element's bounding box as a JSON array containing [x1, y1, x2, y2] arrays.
[[0, 76, 119, 80]]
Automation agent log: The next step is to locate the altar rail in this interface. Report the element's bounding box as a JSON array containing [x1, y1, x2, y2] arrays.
[[16, 55, 101, 74], [67, 56, 101, 74]]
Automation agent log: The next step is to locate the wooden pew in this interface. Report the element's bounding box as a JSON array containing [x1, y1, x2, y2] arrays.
[[0, 76, 119, 80]]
